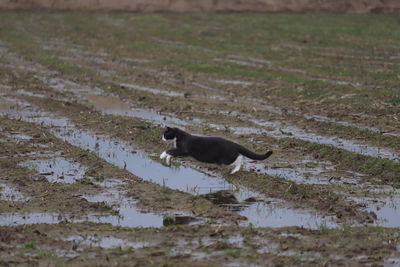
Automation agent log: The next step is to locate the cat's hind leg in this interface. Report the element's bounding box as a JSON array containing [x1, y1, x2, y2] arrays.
[[230, 155, 243, 174]]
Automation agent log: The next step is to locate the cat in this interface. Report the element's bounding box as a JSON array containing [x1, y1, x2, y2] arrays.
[[160, 127, 273, 174]]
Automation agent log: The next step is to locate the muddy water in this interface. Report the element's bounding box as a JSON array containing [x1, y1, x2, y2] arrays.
[[0, 97, 337, 229], [120, 82, 184, 97], [106, 79, 400, 161], [232, 188, 337, 228], [0, 184, 30, 202], [0, 85, 392, 188], [82, 93, 191, 126], [30, 76, 192, 127], [0, 87, 385, 194], [82, 189, 164, 228], [20, 157, 86, 184], [352, 195, 400, 228], [244, 160, 358, 185], [35, 76, 103, 95], [221, 111, 400, 161], [3, 48, 399, 161], [0, 211, 163, 227], [61, 235, 152, 249], [304, 113, 400, 138], [82, 87, 394, 168]]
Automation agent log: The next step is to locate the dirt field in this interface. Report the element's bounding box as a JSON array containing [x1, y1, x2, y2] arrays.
[[0, 13, 400, 266], [1, 0, 400, 13]]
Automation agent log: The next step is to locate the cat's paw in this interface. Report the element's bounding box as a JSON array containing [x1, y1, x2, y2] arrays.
[[160, 151, 172, 166], [166, 155, 172, 166], [230, 169, 239, 174], [160, 151, 168, 159]]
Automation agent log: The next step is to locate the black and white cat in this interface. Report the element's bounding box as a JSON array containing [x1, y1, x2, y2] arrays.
[[160, 127, 273, 174]]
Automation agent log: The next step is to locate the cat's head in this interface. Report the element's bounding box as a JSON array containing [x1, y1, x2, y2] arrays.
[[162, 127, 178, 141]]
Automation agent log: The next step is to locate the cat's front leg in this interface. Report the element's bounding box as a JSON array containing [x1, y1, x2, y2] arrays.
[[160, 149, 182, 166], [160, 151, 173, 166]]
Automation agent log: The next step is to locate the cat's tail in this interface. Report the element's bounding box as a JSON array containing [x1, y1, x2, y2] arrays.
[[237, 145, 273, 160]]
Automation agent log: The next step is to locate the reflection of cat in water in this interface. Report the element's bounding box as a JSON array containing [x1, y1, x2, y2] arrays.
[[160, 127, 273, 174]]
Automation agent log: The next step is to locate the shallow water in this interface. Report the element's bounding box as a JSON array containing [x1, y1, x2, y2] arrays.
[[230, 187, 337, 228], [212, 79, 254, 86], [0, 97, 338, 229], [245, 160, 339, 185], [83, 81, 400, 161], [35, 76, 103, 95], [20, 157, 86, 184], [0, 184, 30, 202], [0, 211, 163, 228], [223, 111, 400, 161], [82, 93, 191, 126], [351, 195, 400, 227], [82, 189, 164, 228], [62, 235, 152, 249], [304, 113, 400, 138], [120, 82, 184, 97]]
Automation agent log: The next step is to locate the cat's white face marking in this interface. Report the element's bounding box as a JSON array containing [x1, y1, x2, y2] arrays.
[[162, 136, 167, 142], [173, 137, 177, 148]]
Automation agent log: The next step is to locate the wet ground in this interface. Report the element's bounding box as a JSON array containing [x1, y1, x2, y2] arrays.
[[0, 13, 400, 266]]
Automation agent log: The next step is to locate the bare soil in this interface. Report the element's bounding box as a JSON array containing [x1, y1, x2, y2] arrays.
[[1, 0, 400, 13], [1, 13, 400, 266]]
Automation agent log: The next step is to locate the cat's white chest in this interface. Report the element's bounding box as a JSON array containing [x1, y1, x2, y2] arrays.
[[162, 136, 177, 147]]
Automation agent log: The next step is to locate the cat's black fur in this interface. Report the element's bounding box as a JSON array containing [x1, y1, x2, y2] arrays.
[[160, 127, 272, 173]]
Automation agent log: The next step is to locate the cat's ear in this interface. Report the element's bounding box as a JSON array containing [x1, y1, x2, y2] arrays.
[[166, 126, 171, 131]]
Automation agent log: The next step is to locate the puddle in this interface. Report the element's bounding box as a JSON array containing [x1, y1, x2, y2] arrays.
[[304, 113, 400, 138], [1, 87, 395, 188], [4, 132, 33, 143], [35, 76, 103, 95], [221, 111, 400, 161], [228, 187, 337, 229], [0, 97, 338, 229], [0, 211, 163, 228], [245, 160, 340, 185], [191, 82, 231, 99], [92, 178, 124, 188], [62, 235, 151, 249], [82, 189, 164, 228], [310, 77, 364, 88], [0, 213, 69, 226], [220, 55, 307, 74], [227, 55, 273, 66], [57, 131, 233, 195], [15, 89, 47, 99], [0, 63, 55, 75], [351, 195, 400, 227], [0, 184, 30, 202], [82, 93, 191, 126], [213, 58, 264, 68], [20, 157, 86, 184], [6, 45, 397, 162], [212, 79, 254, 86], [120, 82, 184, 97], [239, 200, 335, 228]]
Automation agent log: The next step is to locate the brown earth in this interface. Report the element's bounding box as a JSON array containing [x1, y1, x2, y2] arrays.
[[1, 0, 400, 13]]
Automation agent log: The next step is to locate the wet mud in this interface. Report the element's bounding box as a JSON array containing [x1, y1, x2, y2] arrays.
[[0, 95, 340, 229], [1, 13, 400, 266]]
